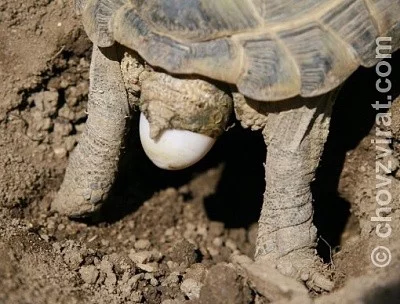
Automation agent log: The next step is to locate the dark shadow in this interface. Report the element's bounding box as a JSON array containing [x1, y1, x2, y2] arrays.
[[363, 277, 400, 304], [202, 125, 265, 228]]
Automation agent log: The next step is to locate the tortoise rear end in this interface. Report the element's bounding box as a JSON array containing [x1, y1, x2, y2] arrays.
[[79, 0, 400, 101]]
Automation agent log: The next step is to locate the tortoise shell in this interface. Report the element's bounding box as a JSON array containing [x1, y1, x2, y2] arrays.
[[76, 0, 400, 101]]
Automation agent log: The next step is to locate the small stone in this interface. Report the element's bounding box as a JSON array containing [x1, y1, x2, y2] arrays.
[[108, 253, 135, 274], [169, 239, 198, 267], [79, 265, 99, 284], [134, 239, 151, 250], [162, 272, 180, 287], [53, 147, 67, 159], [63, 250, 83, 270], [185, 263, 208, 283], [29, 91, 59, 116], [39, 117, 52, 131], [122, 273, 144, 292], [100, 259, 113, 273], [105, 272, 117, 288], [64, 136, 77, 152], [131, 291, 143, 303], [164, 227, 174, 236], [150, 277, 159, 286], [209, 221, 225, 237], [196, 224, 208, 237], [167, 261, 179, 272], [53, 122, 73, 137], [75, 123, 86, 133], [39, 233, 49, 242], [58, 104, 76, 121], [225, 239, 237, 251], [101, 239, 110, 246], [149, 250, 163, 263], [129, 250, 152, 264], [144, 273, 153, 280], [120, 271, 131, 284], [207, 246, 219, 257], [199, 263, 252, 304], [180, 278, 203, 300], [99, 259, 117, 288], [212, 237, 223, 247], [137, 263, 158, 272]]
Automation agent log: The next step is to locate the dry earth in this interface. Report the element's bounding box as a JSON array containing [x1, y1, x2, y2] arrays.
[[1, 1, 400, 303]]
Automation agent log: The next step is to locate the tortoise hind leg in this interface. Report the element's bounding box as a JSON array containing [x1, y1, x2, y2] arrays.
[[257, 91, 337, 291], [233, 90, 337, 293], [52, 45, 130, 217]]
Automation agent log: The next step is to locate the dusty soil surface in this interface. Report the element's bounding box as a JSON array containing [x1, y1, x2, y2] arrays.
[[1, 1, 400, 303]]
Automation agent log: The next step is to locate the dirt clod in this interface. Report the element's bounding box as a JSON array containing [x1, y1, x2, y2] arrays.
[[198, 263, 252, 304]]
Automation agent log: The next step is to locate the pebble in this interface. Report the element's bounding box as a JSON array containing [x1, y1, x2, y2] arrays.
[[225, 239, 237, 251], [63, 250, 83, 270], [180, 278, 203, 300], [207, 246, 219, 257], [53, 146, 67, 159], [137, 262, 158, 273], [129, 250, 152, 264], [131, 291, 143, 303], [162, 272, 180, 287], [29, 91, 59, 116], [79, 265, 99, 284], [145, 273, 159, 286], [212, 237, 223, 247], [100, 259, 117, 288], [134, 239, 151, 250], [184, 263, 208, 283], [169, 239, 198, 267]]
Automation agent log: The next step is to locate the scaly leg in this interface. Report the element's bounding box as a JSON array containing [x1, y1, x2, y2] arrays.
[[257, 92, 337, 291], [233, 91, 337, 293], [52, 45, 130, 217]]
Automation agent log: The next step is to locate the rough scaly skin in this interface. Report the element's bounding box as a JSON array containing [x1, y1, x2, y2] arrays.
[[52, 45, 130, 216], [138, 71, 233, 139], [234, 90, 338, 291], [119, 50, 233, 140]]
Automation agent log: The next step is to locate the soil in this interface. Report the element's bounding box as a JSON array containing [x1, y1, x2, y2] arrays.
[[1, 1, 400, 303]]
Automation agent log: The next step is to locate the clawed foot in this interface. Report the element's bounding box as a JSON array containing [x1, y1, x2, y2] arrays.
[[258, 249, 334, 292], [51, 184, 105, 217], [232, 250, 334, 302]]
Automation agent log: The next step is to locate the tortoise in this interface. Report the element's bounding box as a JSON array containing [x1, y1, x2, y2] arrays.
[[53, 0, 400, 294]]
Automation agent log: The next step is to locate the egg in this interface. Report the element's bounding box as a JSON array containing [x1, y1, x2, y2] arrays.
[[139, 113, 216, 170]]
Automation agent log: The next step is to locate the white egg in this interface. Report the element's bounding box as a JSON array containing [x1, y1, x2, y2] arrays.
[[139, 113, 216, 170]]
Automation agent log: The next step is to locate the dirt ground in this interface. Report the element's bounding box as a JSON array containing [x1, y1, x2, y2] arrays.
[[1, 1, 400, 303]]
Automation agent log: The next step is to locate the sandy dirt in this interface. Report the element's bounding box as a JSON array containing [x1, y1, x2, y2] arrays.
[[1, 1, 400, 303]]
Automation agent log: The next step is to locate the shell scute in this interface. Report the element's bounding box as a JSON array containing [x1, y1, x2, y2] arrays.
[[321, 0, 380, 67], [81, 0, 126, 47], [236, 34, 301, 101], [138, 0, 260, 40], [112, 7, 241, 82], [278, 22, 358, 97], [251, 0, 329, 23]]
